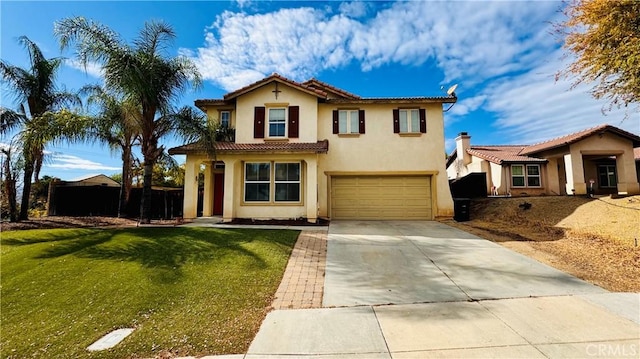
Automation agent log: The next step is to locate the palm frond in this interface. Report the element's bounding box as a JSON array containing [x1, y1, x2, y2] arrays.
[[0, 108, 27, 135]]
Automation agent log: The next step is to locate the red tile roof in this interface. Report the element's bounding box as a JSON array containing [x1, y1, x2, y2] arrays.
[[302, 78, 361, 99], [194, 73, 456, 107], [635, 147, 640, 161], [169, 140, 329, 155], [521, 124, 640, 155], [223, 73, 327, 100]]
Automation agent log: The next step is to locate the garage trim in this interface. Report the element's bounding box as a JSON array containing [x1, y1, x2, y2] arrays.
[[325, 171, 439, 220]]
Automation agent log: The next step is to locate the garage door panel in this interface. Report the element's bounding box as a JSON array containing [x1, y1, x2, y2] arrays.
[[331, 175, 433, 220]]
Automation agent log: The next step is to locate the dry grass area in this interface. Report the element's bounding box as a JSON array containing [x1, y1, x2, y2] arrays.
[[444, 195, 640, 292]]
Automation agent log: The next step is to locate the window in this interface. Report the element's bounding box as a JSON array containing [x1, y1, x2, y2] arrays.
[[268, 108, 286, 137], [526, 165, 541, 186], [244, 162, 301, 203], [511, 164, 541, 187], [275, 163, 300, 202], [339, 110, 360, 134], [220, 111, 230, 127], [393, 108, 425, 134], [245, 163, 270, 202], [598, 165, 617, 188], [399, 109, 420, 133]]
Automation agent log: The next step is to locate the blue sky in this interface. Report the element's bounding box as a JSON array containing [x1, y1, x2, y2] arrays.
[[1, 0, 638, 181]]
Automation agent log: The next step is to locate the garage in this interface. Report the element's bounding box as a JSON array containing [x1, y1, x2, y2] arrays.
[[331, 175, 433, 220]]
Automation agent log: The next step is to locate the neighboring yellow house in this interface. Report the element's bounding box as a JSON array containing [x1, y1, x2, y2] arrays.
[[169, 73, 457, 222], [446, 124, 640, 197]]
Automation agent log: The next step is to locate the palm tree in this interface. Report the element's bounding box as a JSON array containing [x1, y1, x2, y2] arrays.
[[0, 36, 82, 220], [82, 85, 140, 218], [55, 17, 204, 223]]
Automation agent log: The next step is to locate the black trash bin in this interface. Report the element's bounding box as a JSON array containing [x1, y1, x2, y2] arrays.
[[453, 198, 471, 222]]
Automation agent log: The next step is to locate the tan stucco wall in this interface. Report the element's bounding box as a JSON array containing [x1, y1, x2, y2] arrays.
[[234, 84, 319, 143], [569, 134, 639, 194], [317, 102, 454, 218]]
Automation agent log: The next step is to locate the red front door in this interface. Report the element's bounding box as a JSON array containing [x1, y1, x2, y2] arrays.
[[213, 173, 224, 215]]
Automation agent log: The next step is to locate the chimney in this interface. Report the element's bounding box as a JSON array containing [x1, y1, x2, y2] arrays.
[[455, 132, 472, 165]]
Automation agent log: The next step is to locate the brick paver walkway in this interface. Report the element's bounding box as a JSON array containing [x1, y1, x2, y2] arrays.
[[271, 230, 327, 310]]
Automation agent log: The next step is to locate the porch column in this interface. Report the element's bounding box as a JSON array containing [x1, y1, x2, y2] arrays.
[[222, 159, 237, 222], [546, 158, 560, 195], [616, 151, 640, 194], [305, 157, 318, 223], [183, 157, 200, 219], [202, 162, 214, 217], [565, 150, 587, 195]]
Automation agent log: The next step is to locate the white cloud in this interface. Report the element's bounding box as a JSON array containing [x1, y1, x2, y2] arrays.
[[338, 1, 370, 18], [66, 59, 104, 78], [45, 153, 120, 171], [184, 1, 559, 90], [183, 1, 638, 143], [479, 50, 639, 144]]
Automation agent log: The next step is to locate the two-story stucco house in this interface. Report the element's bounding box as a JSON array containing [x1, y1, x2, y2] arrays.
[[169, 73, 457, 222], [446, 124, 640, 197]]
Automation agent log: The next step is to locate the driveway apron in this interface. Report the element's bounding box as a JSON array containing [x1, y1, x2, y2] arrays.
[[246, 221, 638, 358]]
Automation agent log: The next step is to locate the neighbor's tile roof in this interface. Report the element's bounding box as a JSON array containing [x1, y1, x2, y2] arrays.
[[168, 140, 329, 155], [635, 147, 640, 161], [468, 146, 547, 165], [521, 124, 640, 155]]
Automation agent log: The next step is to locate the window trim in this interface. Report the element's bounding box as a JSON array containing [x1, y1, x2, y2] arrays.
[[510, 164, 542, 188], [243, 161, 303, 204], [267, 107, 287, 138]]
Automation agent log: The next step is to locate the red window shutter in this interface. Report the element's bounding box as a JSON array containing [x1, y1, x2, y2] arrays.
[[393, 109, 400, 133], [254, 107, 265, 138], [419, 108, 427, 133], [332, 110, 339, 134], [359, 110, 365, 134], [288, 106, 299, 138]]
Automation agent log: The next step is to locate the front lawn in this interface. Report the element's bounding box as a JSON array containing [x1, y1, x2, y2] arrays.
[[1, 227, 299, 358]]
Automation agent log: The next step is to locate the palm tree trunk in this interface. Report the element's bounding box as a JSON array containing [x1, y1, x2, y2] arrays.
[[2, 154, 18, 222], [118, 148, 133, 218], [19, 161, 34, 221], [140, 161, 154, 223]]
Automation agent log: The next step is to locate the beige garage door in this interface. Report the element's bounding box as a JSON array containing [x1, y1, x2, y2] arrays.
[[331, 176, 432, 220]]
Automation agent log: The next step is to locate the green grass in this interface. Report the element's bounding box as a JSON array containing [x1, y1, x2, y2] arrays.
[[0, 227, 299, 358]]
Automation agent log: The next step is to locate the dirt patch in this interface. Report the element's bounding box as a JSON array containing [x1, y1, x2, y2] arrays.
[[444, 195, 640, 292], [1, 216, 139, 231]]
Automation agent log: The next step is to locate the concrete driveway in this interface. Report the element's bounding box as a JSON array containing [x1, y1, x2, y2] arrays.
[[246, 221, 640, 358]]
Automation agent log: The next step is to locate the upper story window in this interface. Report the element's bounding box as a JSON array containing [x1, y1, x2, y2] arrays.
[[339, 110, 360, 134], [268, 108, 286, 137], [332, 109, 365, 135], [400, 109, 420, 133], [393, 108, 426, 134], [511, 164, 541, 187], [220, 111, 230, 127], [254, 106, 299, 139]]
